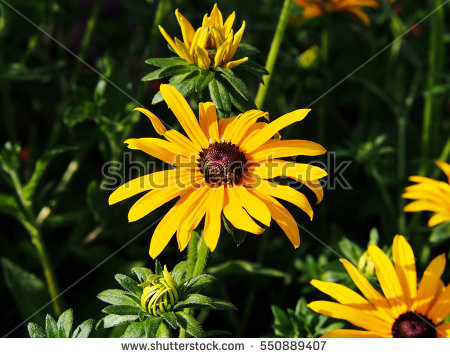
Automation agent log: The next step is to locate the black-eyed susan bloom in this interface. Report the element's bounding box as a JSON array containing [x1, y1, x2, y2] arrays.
[[294, 0, 379, 25], [109, 85, 327, 258], [403, 160, 450, 227], [159, 3, 247, 70], [308, 235, 450, 338]]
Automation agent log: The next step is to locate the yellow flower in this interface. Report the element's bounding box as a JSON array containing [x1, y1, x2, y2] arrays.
[[158, 3, 248, 70], [403, 160, 450, 227], [294, 0, 379, 25], [308, 235, 450, 338], [109, 85, 327, 258]]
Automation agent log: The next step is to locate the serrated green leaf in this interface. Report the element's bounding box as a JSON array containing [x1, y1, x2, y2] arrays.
[[233, 43, 260, 58], [181, 274, 215, 296], [144, 317, 163, 337], [237, 60, 269, 81], [57, 309, 73, 338], [72, 319, 94, 338], [141, 67, 166, 81], [195, 70, 214, 92], [102, 305, 144, 315], [28, 323, 47, 338], [170, 261, 189, 285], [121, 321, 146, 338], [142, 65, 195, 81], [174, 294, 235, 311], [114, 274, 142, 297], [151, 72, 198, 104], [154, 260, 163, 276], [145, 57, 189, 67], [45, 314, 58, 338], [132, 267, 153, 283], [218, 68, 249, 100], [175, 311, 204, 338], [159, 311, 178, 329], [156, 321, 171, 338], [97, 314, 138, 329], [208, 77, 231, 117], [97, 289, 140, 306], [229, 89, 256, 113]]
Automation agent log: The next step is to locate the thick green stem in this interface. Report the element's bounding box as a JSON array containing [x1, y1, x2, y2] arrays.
[[254, 0, 293, 109], [421, 0, 445, 175]]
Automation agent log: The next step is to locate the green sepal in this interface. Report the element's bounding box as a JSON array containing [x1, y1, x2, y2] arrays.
[[159, 311, 178, 329], [144, 317, 163, 337], [174, 311, 204, 338], [151, 72, 198, 104], [114, 274, 143, 298], [180, 274, 215, 295], [170, 261, 189, 286], [154, 260, 163, 276], [97, 289, 140, 306], [102, 305, 144, 316], [217, 68, 249, 100], [173, 293, 236, 311], [131, 267, 153, 283]]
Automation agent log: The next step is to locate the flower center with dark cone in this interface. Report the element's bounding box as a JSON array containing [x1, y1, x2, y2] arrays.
[[392, 312, 436, 338], [198, 142, 247, 184]]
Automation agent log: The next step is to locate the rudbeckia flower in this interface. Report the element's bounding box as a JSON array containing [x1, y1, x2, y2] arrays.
[[403, 160, 450, 227], [158, 3, 247, 70], [294, 0, 379, 25], [109, 85, 327, 258], [308, 235, 450, 338]]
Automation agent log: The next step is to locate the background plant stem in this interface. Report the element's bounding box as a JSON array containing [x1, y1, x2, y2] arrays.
[[254, 0, 293, 109]]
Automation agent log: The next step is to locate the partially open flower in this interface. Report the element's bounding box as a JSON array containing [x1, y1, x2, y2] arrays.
[[158, 3, 248, 70]]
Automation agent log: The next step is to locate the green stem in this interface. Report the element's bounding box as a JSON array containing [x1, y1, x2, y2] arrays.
[[397, 114, 406, 233], [192, 237, 209, 278], [420, 0, 445, 175], [254, 0, 293, 109], [186, 232, 199, 280]]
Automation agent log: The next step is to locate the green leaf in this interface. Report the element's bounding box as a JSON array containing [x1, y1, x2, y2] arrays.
[[102, 305, 144, 315], [154, 260, 163, 276], [132, 267, 153, 283], [233, 43, 260, 58], [145, 57, 189, 67], [1, 257, 47, 323], [72, 319, 94, 338], [141, 67, 165, 81], [208, 260, 286, 278], [338, 238, 363, 265], [156, 321, 171, 338], [195, 70, 214, 92], [121, 321, 146, 338], [170, 261, 189, 285], [144, 317, 163, 338], [0, 193, 21, 218], [208, 77, 231, 117], [97, 314, 138, 329], [174, 294, 235, 311], [237, 60, 269, 81], [28, 323, 47, 338], [218, 68, 250, 100], [430, 221, 450, 244], [151, 72, 198, 104], [97, 289, 140, 306], [114, 274, 143, 297], [57, 309, 73, 338], [181, 274, 216, 295], [175, 311, 204, 338], [159, 311, 178, 329], [142, 65, 195, 81], [229, 89, 256, 113], [45, 314, 58, 338]]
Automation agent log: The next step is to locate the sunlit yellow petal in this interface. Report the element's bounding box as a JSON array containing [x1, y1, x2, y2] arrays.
[[428, 283, 450, 324], [199, 102, 219, 142], [133, 108, 167, 135], [233, 185, 271, 226], [392, 234, 417, 307], [436, 322, 450, 338], [175, 9, 196, 46], [248, 140, 326, 161], [322, 329, 387, 338], [204, 185, 224, 251]]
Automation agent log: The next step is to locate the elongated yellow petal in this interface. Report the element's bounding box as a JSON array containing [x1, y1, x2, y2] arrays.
[[199, 102, 219, 142], [223, 186, 265, 234], [428, 283, 450, 324], [163, 129, 198, 156], [307, 301, 392, 334], [204, 185, 224, 251], [254, 179, 314, 220], [158, 25, 185, 59], [195, 45, 211, 70], [251, 190, 300, 247], [175, 9, 196, 46], [229, 110, 267, 145], [174, 38, 194, 63], [248, 140, 326, 161], [133, 108, 167, 135], [404, 200, 447, 213], [413, 254, 446, 315], [124, 138, 187, 165], [233, 185, 271, 226], [225, 20, 245, 62], [428, 213, 450, 227], [435, 160, 450, 182], [251, 160, 328, 182], [436, 322, 450, 338], [214, 38, 232, 68], [223, 57, 249, 69], [393, 234, 417, 307], [368, 246, 408, 316], [322, 329, 387, 338], [160, 85, 209, 150], [300, 180, 324, 204], [218, 116, 236, 139], [241, 109, 311, 152], [223, 11, 236, 38]]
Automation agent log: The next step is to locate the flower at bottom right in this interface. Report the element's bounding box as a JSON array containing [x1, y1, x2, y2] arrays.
[[308, 235, 450, 337]]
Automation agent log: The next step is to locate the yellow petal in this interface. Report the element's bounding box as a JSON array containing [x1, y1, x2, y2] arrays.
[[199, 102, 219, 142], [404, 200, 445, 213], [209, 3, 223, 27], [223, 57, 248, 69], [435, 160, 450, 182], [248, 139, 326, 161], [133, 108, 167, 135], [436, 322, 450, 338], [307, 300, 392, 334], [392, 234, 417, 307], [214, 38, 232, 68], [174, 38, 194, 63], [223, 11, 235, 38], [158, 25, 185, 59], [163, 129, 198, 156], [175, 9, 195, 46], [218, 116, 236, 139], [428, 213, 450, 227], [251, 190, 300, 247], [223, 186, 265, 235], [194, 45, 211, 70], [346, 7, 371, 25], [229, 110, 267, 146], [251, 160, 328, 182], [241, 109, 311, 153], [124, 138, 187, 165], [233, 185, 271, 226], [322, 329, 387, 338], [204, 185, 224, 251], [225, 20, 245, 62], [413, 254, 446, 315], [254, 179, 314, 220], [428, 283, 450, 324], [299, 179, 324, 204], [160, 85, 209, 150], [368, 246, 408, 317]]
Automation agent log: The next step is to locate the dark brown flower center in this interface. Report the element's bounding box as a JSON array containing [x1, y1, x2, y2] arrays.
[[392, 312, 436, 338], [198, 142, 247, 185]]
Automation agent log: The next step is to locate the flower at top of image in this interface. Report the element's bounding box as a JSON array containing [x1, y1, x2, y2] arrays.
[[308, 234, 450, 338], [403, 160, 450, 227], [109, 84, 327, 258], [158, 3, 247, 70], [294, 0, 379, 25]]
